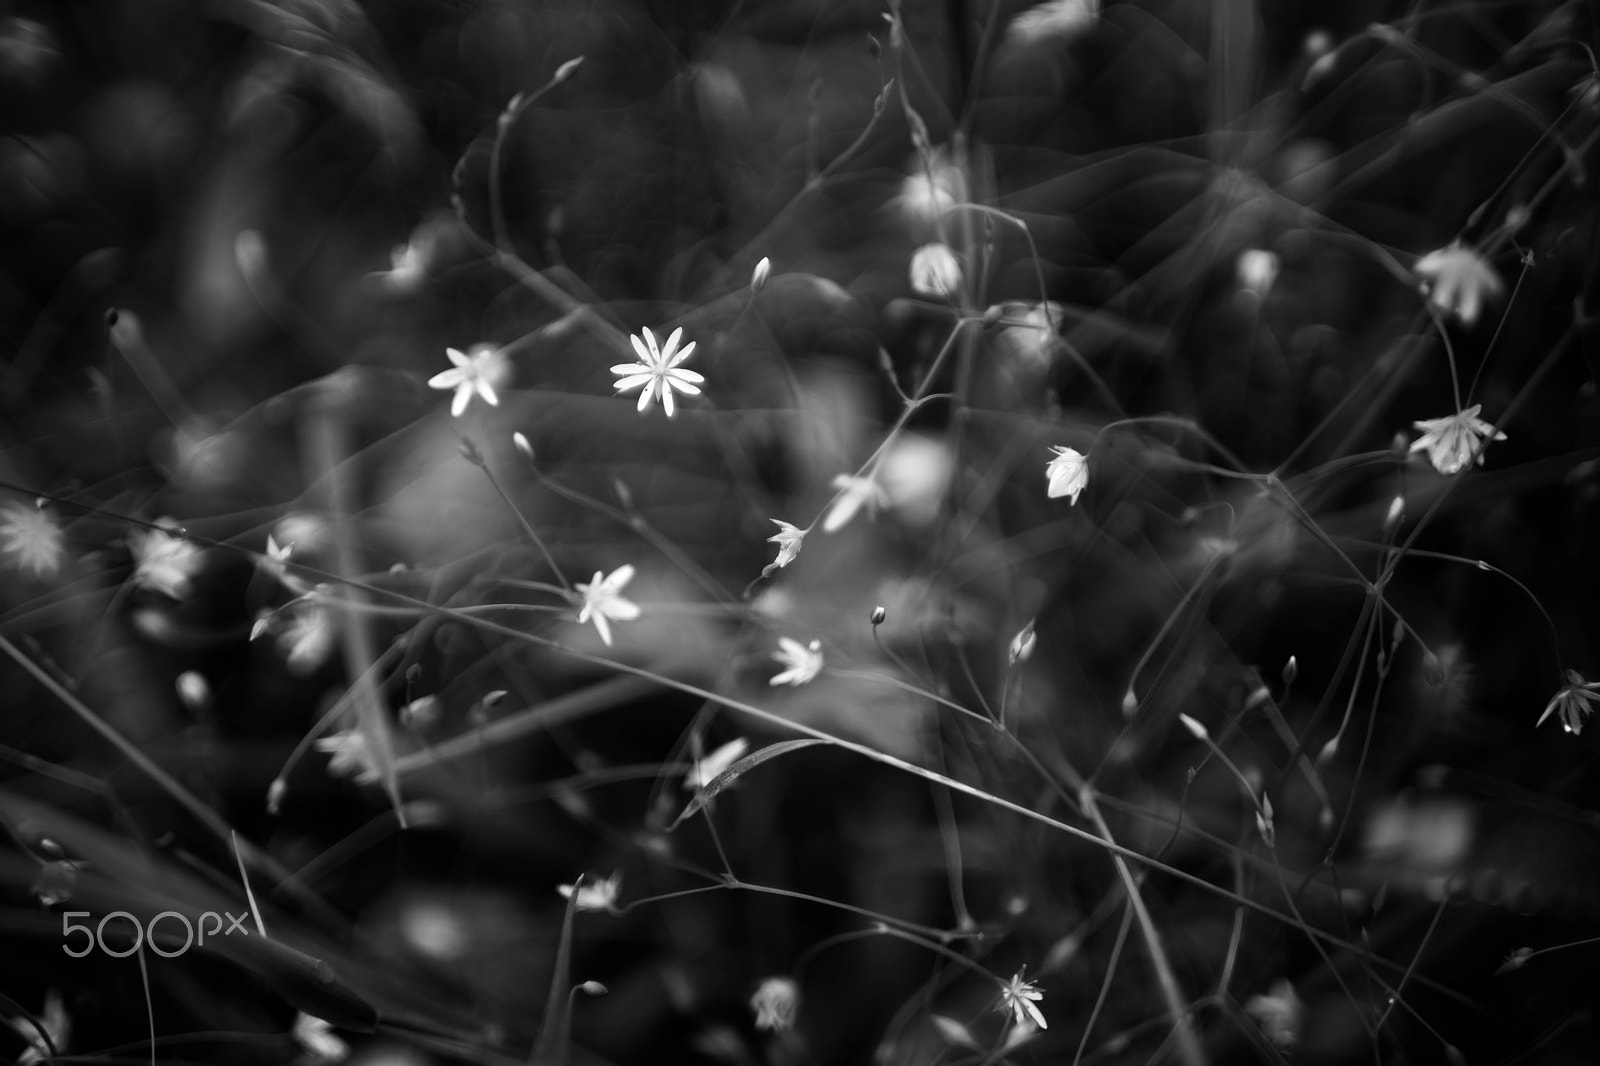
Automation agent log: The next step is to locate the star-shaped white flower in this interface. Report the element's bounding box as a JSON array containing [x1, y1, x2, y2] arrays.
[[996, 969, 1047, 1030], [770, 637, 824, 687], [610, 326, 705, 419], [1409, 404, 1506, 475], [684, 737, 750, 790], [0, 501, 65, 579], [767, 519, 805, 570], [1045, 446, 1089, 503], [1537, 669, 1600, 735], [910, 242, 962, 299], [1414, 243, 1504, 327], [428, 345, 504, 417], [314, 729, 381, 786], [822, 474, 889, 533], [557, 871, 623, 913], [129, 520, 200, 599], [750, 976, 802, 1032], [574, 564, 641, 646]]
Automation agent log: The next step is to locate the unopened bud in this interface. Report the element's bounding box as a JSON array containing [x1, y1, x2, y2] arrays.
[[1384, 494, 1404, 531], [401, 695, 441, 732], [513, 431, 535, 462], [553, 56, 585, 84], [1121, 688, 1138, 719], [1177, 712, 1209, 741], [406, 663, 422, 685], [750, 256, 770, 294], [871, 605, 886, 626], [266, 778, 287, 816], [175, 671, 211, 714], [579, 980, 608, 996], [1008, 621, 1036, 664], [1282, 655, 1298, 685]]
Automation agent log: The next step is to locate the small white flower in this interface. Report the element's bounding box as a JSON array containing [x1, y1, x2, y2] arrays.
[[1244, 978, 1303, 1051], [0, 501, 65, 579], [9, 989, 68, 1066], [997, 301, 1064, 370], [315, 729, 381, 786], [1045, 446, 1089, 504], [1537, 669, 1600, 735], [1409, 404, 1506, 475], [292, 1012, 349, 1063], [574, 564, 641, 646], [910, 242, 963, 299], [1007, 0, 1099, 44], [557, 871, 623, 913], [428, 344, 506, 417], [822, 474, 889, 533], [750, 976, 801, 1032], [684, 737, 750, 790], [130, 520, 200, 599], [894, 151, 964, 234], [1414, 243, 1504, 327], [767, 520, 805, 570], [996, 969, 1047, 1030], [770, 637, 824, 687], [277, 595, 338, 676], [610, 326, 705, 419]]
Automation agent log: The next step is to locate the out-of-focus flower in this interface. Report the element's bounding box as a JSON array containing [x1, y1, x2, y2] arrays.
[[996, 969, 1047, 1029], [31, 860, 77, 908], [1237, 248, 1280, 296], [995, 301, 1064, 370], [750, 976, 801, 1032], [428, 344, 507, 417], [9, 989, 68, 1066], [1244, 978, 1303, 1051], [0, 501, 65, 579], [1409, 404, 1506, 475], [1007, 0, 1099, 44], [1045, 446, 1089, 503], [175, 671, 211, 714], [684, 737, 749, 790], [880, 433, 955, 528], [767, 520, 805, 570], [1415, 243, 1503, 326], [822, 474, 889, 533], [1537, 669, 1600, 734], [910, 243, 963, 299], [575, 565, 641, 646], [610, 326, 704, 419], [292, 1012, 349, 1063], [557, 871, 622, 913], [275, 594, 338, 676], [894, 150, 965, 234], [130, 520, 200, 599], [315, 730, 382, 786], [770, 637, 824, 687]]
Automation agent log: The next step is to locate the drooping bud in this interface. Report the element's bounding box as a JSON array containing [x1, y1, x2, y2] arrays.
[[871, 605, 887, 626], [750, 256, 771, 294]]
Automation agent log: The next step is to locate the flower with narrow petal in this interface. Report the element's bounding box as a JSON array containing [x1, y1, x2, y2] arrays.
[[428, 345, 505, 417], [750, 976, 801, 1032], [130, 520, 200, 599], [1536, 669, 1600, 735], [770, 637, 824, 687], [557, 871, 622, 913], [292, 1012, 349, 1063], [910, 242, 962, 299], [1045, 446, 1089, 503], [315, 730, 381, 786], [767, 519, 805, 571], [574, 564, 641, 646], [685, 737, 750, 790], [996, 969, 1047, 1030], [1415, 243, 1504, 327], [1409, 404, 1506, 475], [277, 594, 338, 676], [610, 326, 705, 419], [1008, 0, 1099, 44], [823, 474, 889, 533], [1244, 978, 1303, 1051], [0, 501, 65, 579]]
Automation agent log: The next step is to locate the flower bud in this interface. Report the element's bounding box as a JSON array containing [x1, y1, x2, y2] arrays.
[[750, 256, 771, 294], [1282, 655, 1298, 685], [513, 431, 535, 462], [870, 605, 887, 626], [553, 56, 584, 84], [1009, 621, 1037, 664]]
